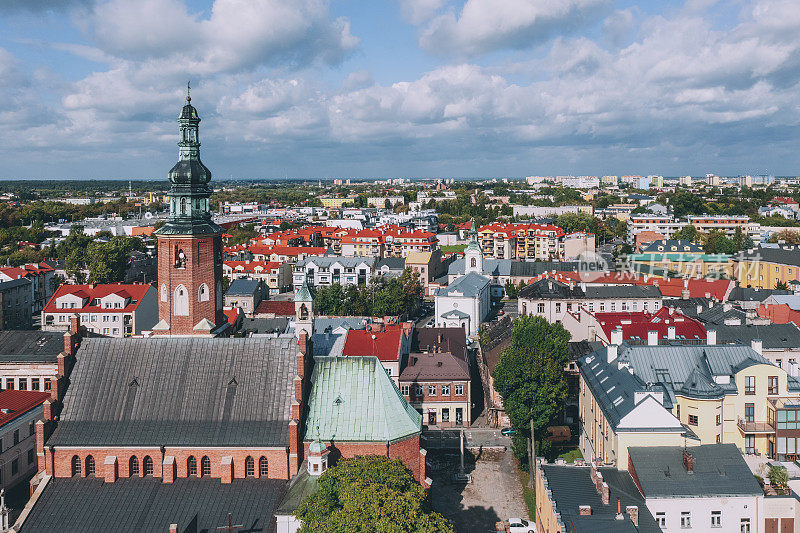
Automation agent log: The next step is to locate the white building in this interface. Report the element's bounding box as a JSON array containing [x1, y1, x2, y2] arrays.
[[434, 240, 491, 335], [293, 256, 375, 289], [0, 390, 51, 492]]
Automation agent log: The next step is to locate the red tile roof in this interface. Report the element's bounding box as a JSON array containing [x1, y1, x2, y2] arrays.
[[44, 283, 152, 314], [342, 329, 404, 362], [0, 390, 50, 427], [595, 307, 706, 342], [254, 300, 295, 316]]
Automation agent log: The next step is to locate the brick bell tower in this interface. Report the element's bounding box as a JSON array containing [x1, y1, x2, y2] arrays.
[[152, 85, 224, 336]]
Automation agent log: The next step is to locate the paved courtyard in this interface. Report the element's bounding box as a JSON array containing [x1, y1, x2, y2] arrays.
[[429, 444, 529, 533]]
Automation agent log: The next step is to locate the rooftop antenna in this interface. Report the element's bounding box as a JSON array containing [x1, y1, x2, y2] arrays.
[[186, 80, 191, 102]]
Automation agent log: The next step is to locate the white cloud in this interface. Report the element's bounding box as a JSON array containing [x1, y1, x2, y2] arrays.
[[399, 0, 446, 24], [418, 0, 609, 57]]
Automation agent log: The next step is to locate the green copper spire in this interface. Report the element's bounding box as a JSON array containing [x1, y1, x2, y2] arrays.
[[155, 84, 222, 236], [295, 277, 314, 303]]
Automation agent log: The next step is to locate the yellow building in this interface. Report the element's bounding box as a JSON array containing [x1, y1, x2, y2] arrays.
[[319, 197, 354, 208], [628, 253, 734, 278], [736, 245, 800, 289], [579, 340, 800, 468]]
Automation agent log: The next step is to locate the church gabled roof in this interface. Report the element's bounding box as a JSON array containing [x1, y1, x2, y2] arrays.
[[304, 356, 421, 444], [48, 337, 297, 447]]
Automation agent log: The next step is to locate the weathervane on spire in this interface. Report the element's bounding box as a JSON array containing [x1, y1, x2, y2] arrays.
[[186, 81, 191, 102]]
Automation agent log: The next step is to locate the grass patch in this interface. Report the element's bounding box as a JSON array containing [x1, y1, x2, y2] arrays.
[[516, 463, 536, 520], [440, 245, 466, 253], [557, 448, 583, 463]]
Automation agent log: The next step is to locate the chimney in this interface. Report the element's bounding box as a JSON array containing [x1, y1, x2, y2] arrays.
[[600, 482, 610, 505], [626, 506, 639, 527], [667, 325, 676, 340], [615, 498, 624, 520], [69, 314, 80, 335], [707, 329, 716, 345], [682, 450, 694, 473], [668, 307, 674, 315], [42, 400, 52, 422], [169, 525, 178, 533], [579, 505, 592, 516], [647, 330, 658, 346], [696, 304, 703, 315], [607, 344, 618, 363], [751, 338, 763, 356], [610, 327, 623, 346]]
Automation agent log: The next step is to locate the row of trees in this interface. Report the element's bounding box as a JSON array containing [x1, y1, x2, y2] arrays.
[[53, 227, 146, 283], [313, 270, 423, 318], [671, 225, 754, 253]]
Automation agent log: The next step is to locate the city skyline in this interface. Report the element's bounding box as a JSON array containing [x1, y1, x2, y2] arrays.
[[1, 0, 799, 179]]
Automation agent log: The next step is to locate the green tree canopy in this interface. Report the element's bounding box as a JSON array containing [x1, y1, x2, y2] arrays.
[[672, 224, 698, 243], [492, 315, 571, 467], [296, 456, 454, 533], [313, 269, 422, 318]]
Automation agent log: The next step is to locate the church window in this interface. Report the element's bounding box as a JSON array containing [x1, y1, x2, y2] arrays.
[[129, 456, 140, 477], [174, 285, 189, 316], [187, 456, 197, 476], [175, 247, 186, 268], [245, 456, 254, 477], [86, 456, 95, 477], [201, 456, 211, 477], [198, 284, 209, 302], [180, 197, 187, 215], [143, 456, 153, 476], [299, 304, 309, 320], [71, 455, 81, 477], [161, 284, 167, 302], [470, 257, 477, 268], [259, 457, 269, 477]]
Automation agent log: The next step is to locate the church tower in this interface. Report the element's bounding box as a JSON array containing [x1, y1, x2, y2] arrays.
[[464, 226, 483, 275], [152, 86, 224, 336]]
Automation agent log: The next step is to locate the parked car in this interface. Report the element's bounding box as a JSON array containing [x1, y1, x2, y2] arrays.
[[501, 427, 516, 436], [508, 518, 536, 533]]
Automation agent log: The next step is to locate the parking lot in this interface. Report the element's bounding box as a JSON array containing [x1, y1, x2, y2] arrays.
[[428, 436, 529, 533]]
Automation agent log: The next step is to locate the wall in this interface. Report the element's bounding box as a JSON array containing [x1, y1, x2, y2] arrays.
[[644, 495, 762, 533], [534, 459, 564, 533], [0, 405, 43, 491]]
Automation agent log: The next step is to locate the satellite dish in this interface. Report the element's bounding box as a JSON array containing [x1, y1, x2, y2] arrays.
[[144, 212, 153, 219]]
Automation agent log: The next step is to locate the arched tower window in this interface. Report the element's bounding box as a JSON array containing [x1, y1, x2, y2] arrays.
[[71, 455, 81, 477], [161, 284, 168, 302], [187, 456, 197, 476], [198, 283, 209, 302], [299, 304, 309, 320], [245, 456, 254, 477], [259, 457, 268, 478], [175, 247, 186, 268], [174, 285, 189, 316], [180, 197, 187, 215], [129, 456, 139, 477], [85, 456, 95, 477], [143, 456, 153, 476], [470, 257, 477, 268], [201, 456, 211, 477]]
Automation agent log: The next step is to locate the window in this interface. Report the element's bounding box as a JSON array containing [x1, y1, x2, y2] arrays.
[[688, 414, 698, 426], [161, 284, 167, 302], [129, 456, 141, 477], [245, 456, 254, 477], [44, 379, 51, 391], [741, 518, 750, 533], [681, 511, 691, 528], [11, 459, 18, 476], [5, 379, 12, 390], [259, 457, 269, 477], [745, 376, 755, 395], [13, 430, 19, 446], [429, 385, 437, 396], [201, 456, 211, 477], [537, 303, 545, 313], [198, 283, 209, 302], [27, 449, 34, 465], [173, 285, 189, 316], [442, 408, 450, 422], [745, 403, 755, 423], [716, 414, 721, 426], [401, 384, 409, 395], [455, 385, 464, 395], [442, 385, 450, 396], [769, 376, 778, 395], [71, 455, 81, 477], [86, 456, 95, 476], [555, 303, 561, 314], [414, 384, 423, 396], [655, 512, 665, 527], [187, 456, 197, 476], [745, 435, 756, 454], [143, 456, 153, 476], [711, 510, 721, 527], [32, 378, 39, 391]]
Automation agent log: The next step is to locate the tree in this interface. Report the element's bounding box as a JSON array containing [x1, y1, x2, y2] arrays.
[[769, 229, 800, 245], [769, 465, 789, 494], [673, 224, 698, 243], [492, 315, 571, 468], [296, 455, 454, 533], [776, 280, 790, 290]]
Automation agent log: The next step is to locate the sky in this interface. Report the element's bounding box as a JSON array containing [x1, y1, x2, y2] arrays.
[[1, 0, 800, 179]]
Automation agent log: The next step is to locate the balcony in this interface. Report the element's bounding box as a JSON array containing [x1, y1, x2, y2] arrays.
[[737, 417, 775, 434]]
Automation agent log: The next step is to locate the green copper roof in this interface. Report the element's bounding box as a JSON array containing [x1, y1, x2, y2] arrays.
[[304, 356, 422, 444], [295, 280, 314, 302], [275, 469, 319, 515]]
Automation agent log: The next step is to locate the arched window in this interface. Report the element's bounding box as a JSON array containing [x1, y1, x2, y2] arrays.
[[143, 456, 153, 476], [245, 456, 254, 477], [161, 284, 167, 302], [180, 197, 187, 215], [71, 455, 81, 477], [198, 283, 209, 302], [259, 457, 268, 478], [187, 456, 197, 477], [129, 456, 140, 477], [299, 304, 308, 320], [85, 456, 95, 477], [201, 456, 211, 477], [470, 257, 477, 268], [174, 285, 189, 316]]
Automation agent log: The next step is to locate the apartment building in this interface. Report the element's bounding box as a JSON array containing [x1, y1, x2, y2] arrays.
[[42, 284, 157, 337], [223, 260, 292, 294], [0, 278, 33, 330], [736, 245, 800, 290], [627, 215, 685, 243], [292, 256, 375, 289], [477, 223, 568, 260], [0, 262, 55, 313]]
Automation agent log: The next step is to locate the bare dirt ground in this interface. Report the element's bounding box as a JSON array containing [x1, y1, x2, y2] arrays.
[[429, 447, 528, 533]]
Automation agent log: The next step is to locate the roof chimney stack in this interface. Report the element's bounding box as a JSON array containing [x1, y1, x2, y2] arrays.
[[682, 450, 694, 473], [667, 325, 676, 340], [751, 338, 763, 356], [707, 329, 716, 345], [647, 330, 658, 346]]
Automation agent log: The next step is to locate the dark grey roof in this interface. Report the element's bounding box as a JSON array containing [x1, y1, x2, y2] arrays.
[[584, 285, 662, 299], [568, 340, 604, 362], [628, 444, 762, 497], [741, 245, 800, 268], [728, 286, 792, 303], [240, 318, 289, 335], [519, 278, 583, 300], [400, 352, 470, 382], [641, 239, 703, 253], [376, 257, 406, 271], [448, 259, 600, 278], [312, 317, 371, 334], [540, 464, 660, 533], [18, 476, 287, 533], [48, 337, 297, 447], [310, 332, 346, 358], [436, 272, 490, 298], [714, 322, 800, 350], [0, 331, 65, 363], [225, 278, 261, 296], [0, 277, 31, 292], [414, 327, 468, 361]]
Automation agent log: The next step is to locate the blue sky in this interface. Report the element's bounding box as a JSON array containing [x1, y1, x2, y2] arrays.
[[1, 0, 799, 179]]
